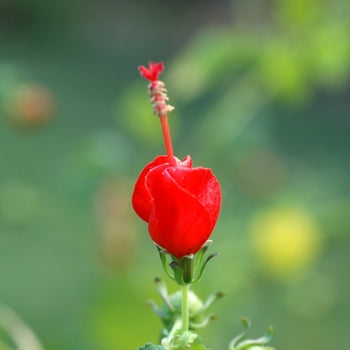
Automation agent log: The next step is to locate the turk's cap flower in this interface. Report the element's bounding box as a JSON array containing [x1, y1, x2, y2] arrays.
[[132, 155, 221, 259]]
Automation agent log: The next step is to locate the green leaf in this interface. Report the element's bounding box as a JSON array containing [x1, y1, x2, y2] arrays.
[[138, 343, 167, 350], [168, 330, 209, 350], [190, 342, 208, 350], [190, 338, 209, 350]]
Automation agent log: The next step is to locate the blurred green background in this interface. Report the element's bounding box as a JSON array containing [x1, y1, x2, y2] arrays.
[[0, 0, 349, 349]]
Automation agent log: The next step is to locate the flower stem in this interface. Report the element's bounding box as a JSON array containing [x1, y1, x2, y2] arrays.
[[181, 284, 190, 332], [160, 114, 176, 166]]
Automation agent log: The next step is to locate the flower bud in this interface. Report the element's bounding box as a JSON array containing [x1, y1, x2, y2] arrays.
[[132, 155, 221, 258]]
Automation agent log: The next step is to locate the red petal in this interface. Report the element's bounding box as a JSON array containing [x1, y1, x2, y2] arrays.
[[147, 166, 215, 258], [167, 167, 221, 231], [177, 154, 192, 168], [132, 155, 192, 221], [132, 155, 169, 221]]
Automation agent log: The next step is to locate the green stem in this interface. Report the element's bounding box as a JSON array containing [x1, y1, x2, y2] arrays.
[[181, 284, 190, 332]]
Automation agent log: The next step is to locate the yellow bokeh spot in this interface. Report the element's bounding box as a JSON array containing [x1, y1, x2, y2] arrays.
[[250, 207, 321, 279]]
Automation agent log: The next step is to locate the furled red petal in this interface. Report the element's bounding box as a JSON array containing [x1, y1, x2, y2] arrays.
[[132, 155, 169, 221], [167, 167, 221, 231], [132, 155, 192, 221], [146, 166, 216, 258]]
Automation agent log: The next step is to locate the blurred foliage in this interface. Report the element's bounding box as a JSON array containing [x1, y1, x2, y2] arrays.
[[0, 0, 349, 350], [0, 304, 43, 350]]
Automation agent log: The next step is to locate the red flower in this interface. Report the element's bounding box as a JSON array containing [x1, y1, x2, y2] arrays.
[[138, 61, 164, 82], [132, 155, 221, 258]]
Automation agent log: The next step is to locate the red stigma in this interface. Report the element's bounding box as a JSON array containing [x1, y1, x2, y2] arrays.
[[138, 61, 164, 82]]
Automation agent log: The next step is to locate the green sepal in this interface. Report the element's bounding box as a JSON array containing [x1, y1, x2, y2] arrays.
[[157, 247, 176, 281], [181, 256, 194, 284], [236, 326, 274, 350], [138, 343, 167, 350], [229, 318, 275, 350], [169, 255, 195, 285], [192, 252, 218, 283], [155, 277, 175, 311], [146, 299, 168, 318], [169, 261, 185, 285], [156, 241, 218, 285], [192, 291, 225, 316], [229, 317, 251, 349], [190, 314, 216, 329], [193, 240, 212, 274]]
